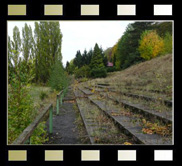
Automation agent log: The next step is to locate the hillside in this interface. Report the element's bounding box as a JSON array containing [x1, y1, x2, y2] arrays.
[[86, 54, 172, 100]]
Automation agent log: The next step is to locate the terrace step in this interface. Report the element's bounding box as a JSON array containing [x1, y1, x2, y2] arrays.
[[74, 89, 136, 144], [86, 86, 172, 107], [84, 86, 172, 124], [88, 96, 172, 145], [78, 87, 93, 95]]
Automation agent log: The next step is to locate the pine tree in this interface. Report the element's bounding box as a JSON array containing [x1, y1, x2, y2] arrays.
[[90, 43, 105, 69], [49, 61, 68, 91], [74, 51, 82, 68], [90, 43, 107, 78]]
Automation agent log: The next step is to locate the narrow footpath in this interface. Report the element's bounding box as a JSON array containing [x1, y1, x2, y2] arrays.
[[46, 87, 81, 144]]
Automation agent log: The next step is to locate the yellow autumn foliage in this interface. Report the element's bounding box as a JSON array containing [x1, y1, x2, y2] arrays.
[[139, 30, 164, 60]]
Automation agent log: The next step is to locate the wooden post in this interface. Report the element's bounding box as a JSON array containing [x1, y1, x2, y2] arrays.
[[49, 105, 53, 134]]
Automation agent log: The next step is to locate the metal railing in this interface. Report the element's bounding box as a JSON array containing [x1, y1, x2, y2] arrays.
[[12, 104, 53, 145], [56, 87, 68, 115], [12, 87, 68, 145]]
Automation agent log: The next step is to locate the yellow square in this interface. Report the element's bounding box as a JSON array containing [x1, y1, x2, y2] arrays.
[[81, 5, 99, 15], [8, 5, 26, 15], [44, 5, 63, 15], [45, 150, 64, 161], [8, 150, 27, 161], [81, 150, 100, 161]]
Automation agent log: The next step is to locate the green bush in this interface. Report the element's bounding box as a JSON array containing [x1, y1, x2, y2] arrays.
[[106, 66, 117, 73], [75, 65, 91, 78], [163, 32, 172, 54], [39, 91, 48, 101], [8, 63, 37, 144], [31, 122, 49, 144], [91, 67, 107, 78], [49, 61, 69, 91]]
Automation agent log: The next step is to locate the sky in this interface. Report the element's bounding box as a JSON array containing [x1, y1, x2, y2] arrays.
[[8, 21, 134, 66]]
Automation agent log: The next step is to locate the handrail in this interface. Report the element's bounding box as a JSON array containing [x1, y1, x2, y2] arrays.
[[56, 87, 68, 115], [56, 90, 63, 115], [12, 87, 68, 145], [12, 104, 53, 145]]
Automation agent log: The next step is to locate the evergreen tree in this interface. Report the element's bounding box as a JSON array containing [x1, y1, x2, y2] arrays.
[[66, 61, 70, 72], [49, 61, 68, 91], [90, 43, 107, 78], [153, 22, 172, 38], [90, 43, 105, 69], [86, 49, 93, 65], [116, 22, 153, 69], [82, 49, 87, 65], [74, 50, 82, 68]]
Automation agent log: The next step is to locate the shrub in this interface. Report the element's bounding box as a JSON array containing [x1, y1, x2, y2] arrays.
[[39, 91, 48, 101], [106, 67, 117, 73], [79, 77, 89, 82], [91, 67, 107, 78], [139, 30, 164, 60], [75, 65, 91, 78], [49, 61, 69, 91], [8, 63, 36, 144], [163, 32, 172, 54]]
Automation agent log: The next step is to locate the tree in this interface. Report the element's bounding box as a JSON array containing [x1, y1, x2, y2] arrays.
[[74, 50, 83, 68], [34, 22, 63, 84], [139, 30, 164, 60], [90, 43, 107, 78], [104, 47, 112, 62], [49, 61, 69, 91], [67, 59, 76, 74], [115, 22, 153, 69], [163, 32, 172, 54], [86, 49, 93, 65], [66, 61, 70, 72], [75, 65, 91, 78], [8, 45, 36, 143], [11, 26, 22, 68], [22, 23, 34, 63], [90, 43, 105, 69], [153, 22, 172, 38]]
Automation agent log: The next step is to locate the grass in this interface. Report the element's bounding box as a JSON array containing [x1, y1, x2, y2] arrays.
[[103, 91, 171, 113], [90, 93, 172, 139], [75, 90, 135, 144], [86, 54, 172, 100], [29, 85, 58, 113], [73, 103, 91, 144], [74, 55, 173, 144]]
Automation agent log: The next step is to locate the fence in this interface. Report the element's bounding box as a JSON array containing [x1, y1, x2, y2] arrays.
[[12, 87, 68, 145]]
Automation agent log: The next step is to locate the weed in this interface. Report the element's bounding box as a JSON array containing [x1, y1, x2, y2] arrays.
[[39, 91, 48, 101]]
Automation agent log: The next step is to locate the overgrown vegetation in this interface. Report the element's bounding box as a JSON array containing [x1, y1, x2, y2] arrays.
[[8, 22, 69, 144], [49, 61, 69, 91], [139, 30, 164, 60]]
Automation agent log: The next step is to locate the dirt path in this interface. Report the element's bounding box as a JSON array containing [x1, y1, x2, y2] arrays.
[[46, 87, 81, 144]]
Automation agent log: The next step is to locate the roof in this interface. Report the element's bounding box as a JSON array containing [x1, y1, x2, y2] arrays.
[[107, 62, 113, 67]]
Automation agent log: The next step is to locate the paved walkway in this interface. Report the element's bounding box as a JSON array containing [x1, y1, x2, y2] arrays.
[[46, 87, 81, 144]]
